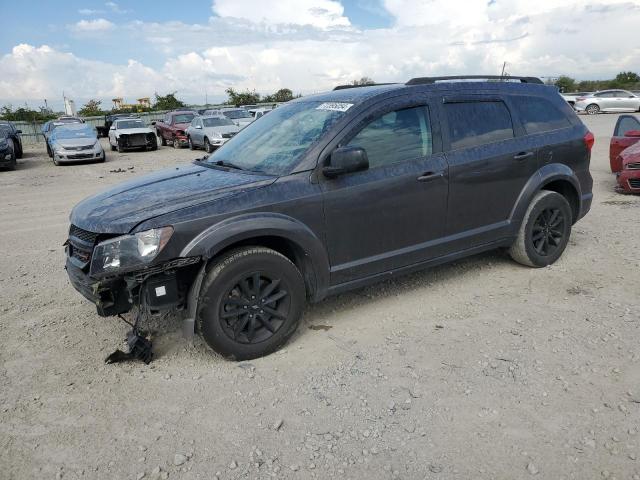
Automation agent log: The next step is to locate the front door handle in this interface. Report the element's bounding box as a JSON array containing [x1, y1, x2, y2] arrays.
[[417, 171, 444, 182], [513, 151, 534, 161]]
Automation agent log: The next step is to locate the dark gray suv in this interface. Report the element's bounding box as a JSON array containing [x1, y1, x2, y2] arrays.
[[66, 75, 593, 360]]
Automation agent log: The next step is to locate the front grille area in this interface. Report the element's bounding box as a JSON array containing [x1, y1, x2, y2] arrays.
[[68, 225, 98, 266], [69, 225, 98, 243], [67, 153, 94, 159], [626, 162, 640, 170], [122, 133, 148, 147], [629, 178, 640, 189]]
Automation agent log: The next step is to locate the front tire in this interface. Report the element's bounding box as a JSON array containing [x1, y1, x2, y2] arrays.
[[197, 247, 305, 360], [204, 137, 213, 153], [509, 190, 572, 267], [188, 136, 195, 150], [585, 103, 600, 115], [158, 131, 166, 146]]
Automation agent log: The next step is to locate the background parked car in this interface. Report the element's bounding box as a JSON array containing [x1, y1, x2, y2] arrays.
[[560, 92, 592, 108], [614, 137, 640, 194], [43, 117, 84, 156], [186, 115, 240, 152], [249, 107, 273, 119], [96, 113, 140, 138], [108, 117, 157, 152], [574, 90, 640, 115], [218, 107, 254, 128], [152, 110, 196, 148], [610, 114, 640, 172], [48, 124, 104, 166], [0, 127, 17, 170], [0, 121, 23, 159]]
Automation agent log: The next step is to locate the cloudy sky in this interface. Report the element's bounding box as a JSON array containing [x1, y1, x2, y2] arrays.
[[2, 0, 639, 110]]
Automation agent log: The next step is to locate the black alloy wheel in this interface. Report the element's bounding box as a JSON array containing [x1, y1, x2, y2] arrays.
[[219, 272, 290, 344], [531, 207, 565, 257]]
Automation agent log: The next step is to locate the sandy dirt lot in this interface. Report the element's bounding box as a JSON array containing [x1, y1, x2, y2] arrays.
[[1, 114, 639, 480]]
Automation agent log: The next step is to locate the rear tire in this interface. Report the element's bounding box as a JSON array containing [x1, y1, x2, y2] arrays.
[[197, 247, 305, 360], [158, 131, 166, 146], [585, 104, 600, 115], [110, 143, 116, 151], [509, 190, 572, 267]]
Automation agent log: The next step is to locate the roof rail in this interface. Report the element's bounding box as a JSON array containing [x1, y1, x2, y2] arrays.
[[333, 83, 397, 91], [406, 75, 544, 85]]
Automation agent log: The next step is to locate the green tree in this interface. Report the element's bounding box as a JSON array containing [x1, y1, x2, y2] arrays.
[[78, 99, 104, 117], [264, 88, 294, 103], [153, 92, 186, 111], [614, 71, 640, 85], [351, 76, 375, 86], [225, 88, 261, 106], [554, 76, 577, 93], [0, 105, 57, 122]]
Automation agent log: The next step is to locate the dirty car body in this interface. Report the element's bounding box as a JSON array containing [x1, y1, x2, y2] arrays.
[[66, 76, 593, 360]]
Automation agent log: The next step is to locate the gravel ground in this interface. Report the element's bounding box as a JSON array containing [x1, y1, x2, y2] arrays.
[[1, 114, 639, 480]]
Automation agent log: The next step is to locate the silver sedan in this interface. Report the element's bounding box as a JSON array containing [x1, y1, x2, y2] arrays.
[[574, 89, 640, 115]]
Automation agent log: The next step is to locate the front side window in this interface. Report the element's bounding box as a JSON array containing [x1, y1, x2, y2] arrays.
[[346, 106, 432, 168], [511, 96, 571, 134], [445, 101, 514, 150]]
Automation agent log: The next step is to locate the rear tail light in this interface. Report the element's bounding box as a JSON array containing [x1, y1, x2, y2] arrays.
[[584, 131, 595, 151]]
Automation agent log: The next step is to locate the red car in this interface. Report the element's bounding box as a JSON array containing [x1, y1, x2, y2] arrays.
[[615, 140, 640, 193], [610, 114, 640, 172]]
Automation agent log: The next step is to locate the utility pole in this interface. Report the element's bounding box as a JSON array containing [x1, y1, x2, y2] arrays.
[[500, 62, 507, 79]]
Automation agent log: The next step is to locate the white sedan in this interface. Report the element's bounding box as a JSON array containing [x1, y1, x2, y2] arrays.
[[108, 118, 158, 152]]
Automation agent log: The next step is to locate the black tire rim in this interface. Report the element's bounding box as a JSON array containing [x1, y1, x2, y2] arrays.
[[531, 207, 565, 256], [219, 272, 290, 344]]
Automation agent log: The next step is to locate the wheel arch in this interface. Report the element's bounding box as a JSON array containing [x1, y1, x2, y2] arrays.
[[180, 213, 330, 302], [510, 164, 582, 229]]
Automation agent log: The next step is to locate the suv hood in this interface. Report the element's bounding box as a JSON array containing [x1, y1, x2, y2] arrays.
[[70, 163, 275, 234]]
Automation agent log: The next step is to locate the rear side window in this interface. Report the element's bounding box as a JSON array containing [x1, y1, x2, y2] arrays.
[[445, 101, 514, 150], [346, 106, 432, 168], [615, 116, 640, 136], [511, 96, 571, 134]]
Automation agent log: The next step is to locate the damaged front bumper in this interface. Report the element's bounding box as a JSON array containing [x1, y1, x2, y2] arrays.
[[65, 255, 201, 317]]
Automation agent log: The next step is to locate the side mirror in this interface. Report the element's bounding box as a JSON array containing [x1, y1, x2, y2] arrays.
[[323, 146, 369, 178], [15, 129, 22, 134], [196, 125, 203, 129], [109, 126, 115, 131], [151, 121, 156, 126], [624, 130, 640, 138]]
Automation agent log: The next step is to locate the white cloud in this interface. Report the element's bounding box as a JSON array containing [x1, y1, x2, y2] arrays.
[[212, 0, 350, 29], [2, 1, 640, 108], [78, 8, 104, 15], [72, 18, 115, 32], [105, 1, 129, 14]]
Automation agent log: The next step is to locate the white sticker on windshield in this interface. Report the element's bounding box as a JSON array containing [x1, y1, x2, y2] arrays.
[[316, 102, 353, 112]]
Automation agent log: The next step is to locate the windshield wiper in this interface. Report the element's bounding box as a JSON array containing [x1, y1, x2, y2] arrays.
[[214, 159, 244, 171]]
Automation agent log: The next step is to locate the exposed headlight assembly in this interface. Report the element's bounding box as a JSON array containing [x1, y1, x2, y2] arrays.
[[90, 226, 174, 277]]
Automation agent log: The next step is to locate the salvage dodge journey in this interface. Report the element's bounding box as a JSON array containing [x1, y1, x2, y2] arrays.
[[66, 76, 593, 361]]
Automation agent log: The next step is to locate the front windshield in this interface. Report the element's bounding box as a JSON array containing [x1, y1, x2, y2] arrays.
[[206, 101, 351, 175], [54, 127, 96, 140], [117, 120, 145, 129], [223, 110, 252, 120], [203, 117, 235, 127], [173, 113, 195, 124]]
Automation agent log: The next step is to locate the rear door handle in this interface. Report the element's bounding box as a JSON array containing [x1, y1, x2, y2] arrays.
[[417, 171, 444, 182], [513, 151, 534, 161]]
